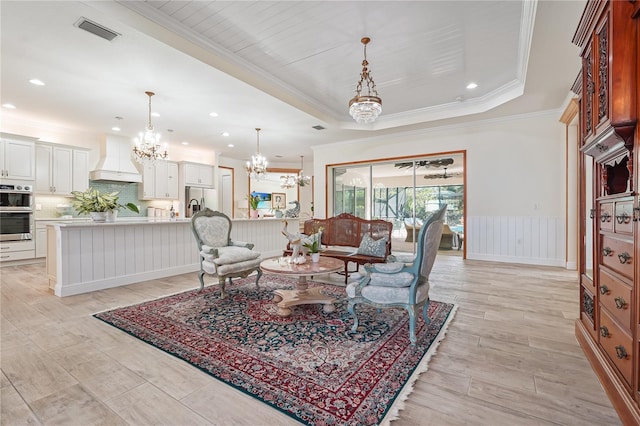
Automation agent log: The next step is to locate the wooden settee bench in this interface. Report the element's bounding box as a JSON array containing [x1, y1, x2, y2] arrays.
[[285, 213, 393, 284]]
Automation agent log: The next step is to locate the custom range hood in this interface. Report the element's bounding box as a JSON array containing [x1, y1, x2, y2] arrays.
[[89, 135, 142, 183]]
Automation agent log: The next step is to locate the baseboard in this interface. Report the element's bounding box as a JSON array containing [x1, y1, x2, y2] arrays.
[[466, 252, 564, 267], [575, 320, 640, 425]]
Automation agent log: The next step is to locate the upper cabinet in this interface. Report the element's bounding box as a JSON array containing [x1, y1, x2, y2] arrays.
[[574, 0, 637, 164], [182, 162, 214, 187], [35, 143, 89, 195], [0, 138, 35, 181], [138, 160, 179, 200]]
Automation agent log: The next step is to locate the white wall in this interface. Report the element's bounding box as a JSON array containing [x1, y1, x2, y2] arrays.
[[313, 110, 569, 267]]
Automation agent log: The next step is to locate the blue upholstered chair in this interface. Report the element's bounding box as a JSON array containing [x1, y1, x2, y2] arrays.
[[346, 205, 447, 344], [191, 208, 262, 298]]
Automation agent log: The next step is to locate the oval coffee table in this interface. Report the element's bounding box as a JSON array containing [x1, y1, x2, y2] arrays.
[[260, 256, 344, 317]]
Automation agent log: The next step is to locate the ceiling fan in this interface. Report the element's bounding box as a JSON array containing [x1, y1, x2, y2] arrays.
[[395, 157, 454, 169], [423, 167, 462, 179]]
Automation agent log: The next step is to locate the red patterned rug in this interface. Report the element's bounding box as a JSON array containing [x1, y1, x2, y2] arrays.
[[94, 275, 456, 425]]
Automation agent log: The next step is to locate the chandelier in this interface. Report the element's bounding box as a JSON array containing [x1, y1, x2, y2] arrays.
[[281, 155, 311, 188], [246, 128, 268, 180], [133, 91, 168, 163], [349, 37, 382, 124]]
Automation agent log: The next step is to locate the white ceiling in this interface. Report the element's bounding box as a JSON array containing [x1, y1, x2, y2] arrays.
[[0, 1, 585, 164]]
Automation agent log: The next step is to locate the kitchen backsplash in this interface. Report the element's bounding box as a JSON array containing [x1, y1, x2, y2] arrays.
[[34, 181, 174, 219]]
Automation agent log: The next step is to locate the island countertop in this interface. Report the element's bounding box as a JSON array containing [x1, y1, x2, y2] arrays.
[[46, 217, 192, 227]]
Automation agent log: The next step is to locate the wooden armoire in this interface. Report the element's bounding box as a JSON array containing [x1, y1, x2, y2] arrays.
[[575, 1, 640, 423]]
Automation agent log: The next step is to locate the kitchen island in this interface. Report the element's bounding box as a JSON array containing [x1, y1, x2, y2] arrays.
[[46, 217, 299, 297]]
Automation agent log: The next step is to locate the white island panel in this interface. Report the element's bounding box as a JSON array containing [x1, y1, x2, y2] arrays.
[[47, 219, 200, 297], [230, 218, 298, 258]]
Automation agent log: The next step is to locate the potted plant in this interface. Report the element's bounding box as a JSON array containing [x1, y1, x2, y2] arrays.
[[71, 187, 139, 222], [303, 229, 323, 262], [248, 192, 260, 218]]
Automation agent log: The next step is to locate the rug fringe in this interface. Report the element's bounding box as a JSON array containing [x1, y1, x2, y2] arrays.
[[380, 303, 459, 426]]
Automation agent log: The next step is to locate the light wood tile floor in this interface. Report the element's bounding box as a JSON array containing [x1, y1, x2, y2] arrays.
[[1, 257, 621, 425]]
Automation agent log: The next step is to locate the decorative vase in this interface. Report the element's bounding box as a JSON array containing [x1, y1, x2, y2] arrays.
[[90, 212, 107, 223], [274, 210, 283, 218], [250, 209, 259, 219], [106, 210, 118, 222], [311, 252, 320, 263]]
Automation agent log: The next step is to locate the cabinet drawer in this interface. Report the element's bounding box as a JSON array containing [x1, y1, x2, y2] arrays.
[[614, 201, 633, 234], [601, 236, 633, 279], [599, 270, 631, 330], [600, 202, 614, 232], [599, 308, 633, 386], [0, 250, 35, 262], [0, 241, 35, 252]]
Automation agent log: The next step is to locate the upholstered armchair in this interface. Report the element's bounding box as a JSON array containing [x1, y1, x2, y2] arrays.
[[191, 208, 262, 298], [346, 205, 446, 344]]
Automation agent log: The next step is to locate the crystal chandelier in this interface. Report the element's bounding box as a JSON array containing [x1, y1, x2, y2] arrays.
[[280, 155, 311, 188], [246, 128, 268, 180], [133, 91, 168, 163], [349, 37, 382, 124]]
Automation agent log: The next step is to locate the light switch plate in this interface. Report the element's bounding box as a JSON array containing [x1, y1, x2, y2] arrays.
[[35, 203, 42, 211]]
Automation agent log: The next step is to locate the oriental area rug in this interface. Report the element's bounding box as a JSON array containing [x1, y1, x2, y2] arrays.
[[94, 275, 456, 425]]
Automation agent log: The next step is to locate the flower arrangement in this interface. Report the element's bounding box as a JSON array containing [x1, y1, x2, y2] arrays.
[[303, 228, 323, 253]]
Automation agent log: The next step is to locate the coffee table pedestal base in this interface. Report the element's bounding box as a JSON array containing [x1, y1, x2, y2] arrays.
[[273, 286, 335, 317]]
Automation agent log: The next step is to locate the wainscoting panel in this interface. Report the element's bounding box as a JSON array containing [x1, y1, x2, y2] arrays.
[[231, 218, 299, 258], [467, 216, 565, 267]]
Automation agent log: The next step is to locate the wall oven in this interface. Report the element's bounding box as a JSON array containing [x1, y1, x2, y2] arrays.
[[0, 183, 33, 242]]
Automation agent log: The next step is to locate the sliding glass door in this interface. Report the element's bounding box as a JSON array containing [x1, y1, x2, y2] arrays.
[[330, 152, 465, 255]]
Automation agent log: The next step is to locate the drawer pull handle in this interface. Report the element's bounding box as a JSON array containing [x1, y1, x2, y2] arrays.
[[618, 252, 632, 264], [601, 212, 611, 222], [615, 345, 628, 360], [616, 212, 631, 224], [590, 209, 596, 219], [600, 285, 609, 295], [0, 255, 9, 259], [602, 247, 612, 256], [615, 297, 627, 309], [600, 326, 609, 338]]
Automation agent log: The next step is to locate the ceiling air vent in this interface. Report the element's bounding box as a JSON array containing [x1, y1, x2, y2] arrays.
[[312, 125, 326, 130], [75, 17, 120, 42]]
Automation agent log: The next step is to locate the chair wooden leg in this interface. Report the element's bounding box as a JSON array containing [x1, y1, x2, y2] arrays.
[[422, 299, 431, 325], [254, 268, 262, 288], [198, 271, 206, 291], [218, 277, 227, 299], [347, 301, 359, 332], [407, 306, 418, 344]]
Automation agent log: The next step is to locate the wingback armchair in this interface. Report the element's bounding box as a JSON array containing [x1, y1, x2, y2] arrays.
[[191, 208, 262, 298], [346, 205, 447, 344]]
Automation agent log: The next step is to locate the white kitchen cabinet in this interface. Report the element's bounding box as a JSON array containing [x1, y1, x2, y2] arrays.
[[183, 162, 214, 187], [35, 144, 89, 195], [36, 145, 73, 195], [0, 240, 35, 262], [0, 138, 35, 180], [72, 149, 89, 192], [139, 160, 178, 199]]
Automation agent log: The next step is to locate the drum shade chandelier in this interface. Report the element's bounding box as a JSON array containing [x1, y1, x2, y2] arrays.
[[246, 128, 268, 180], [349, 37, 382, 124], [280, 155, 311, 188], [133, 91, 168, 163]]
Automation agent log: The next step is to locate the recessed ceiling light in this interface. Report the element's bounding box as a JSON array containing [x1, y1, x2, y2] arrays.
[[209, 112, 219, 117], [181, 141, 189, 145], [221, 132, 229, 137], [227, 144, 234, 148], [111, 126, 121, 131], [29, 79, 45, 86], [466, 82, 478, 89], [151, 112, 160, 117], [2, 103, 16, 109]]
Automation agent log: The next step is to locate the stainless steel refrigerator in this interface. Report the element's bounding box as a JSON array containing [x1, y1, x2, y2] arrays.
[[185, 186, 217, 217]]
